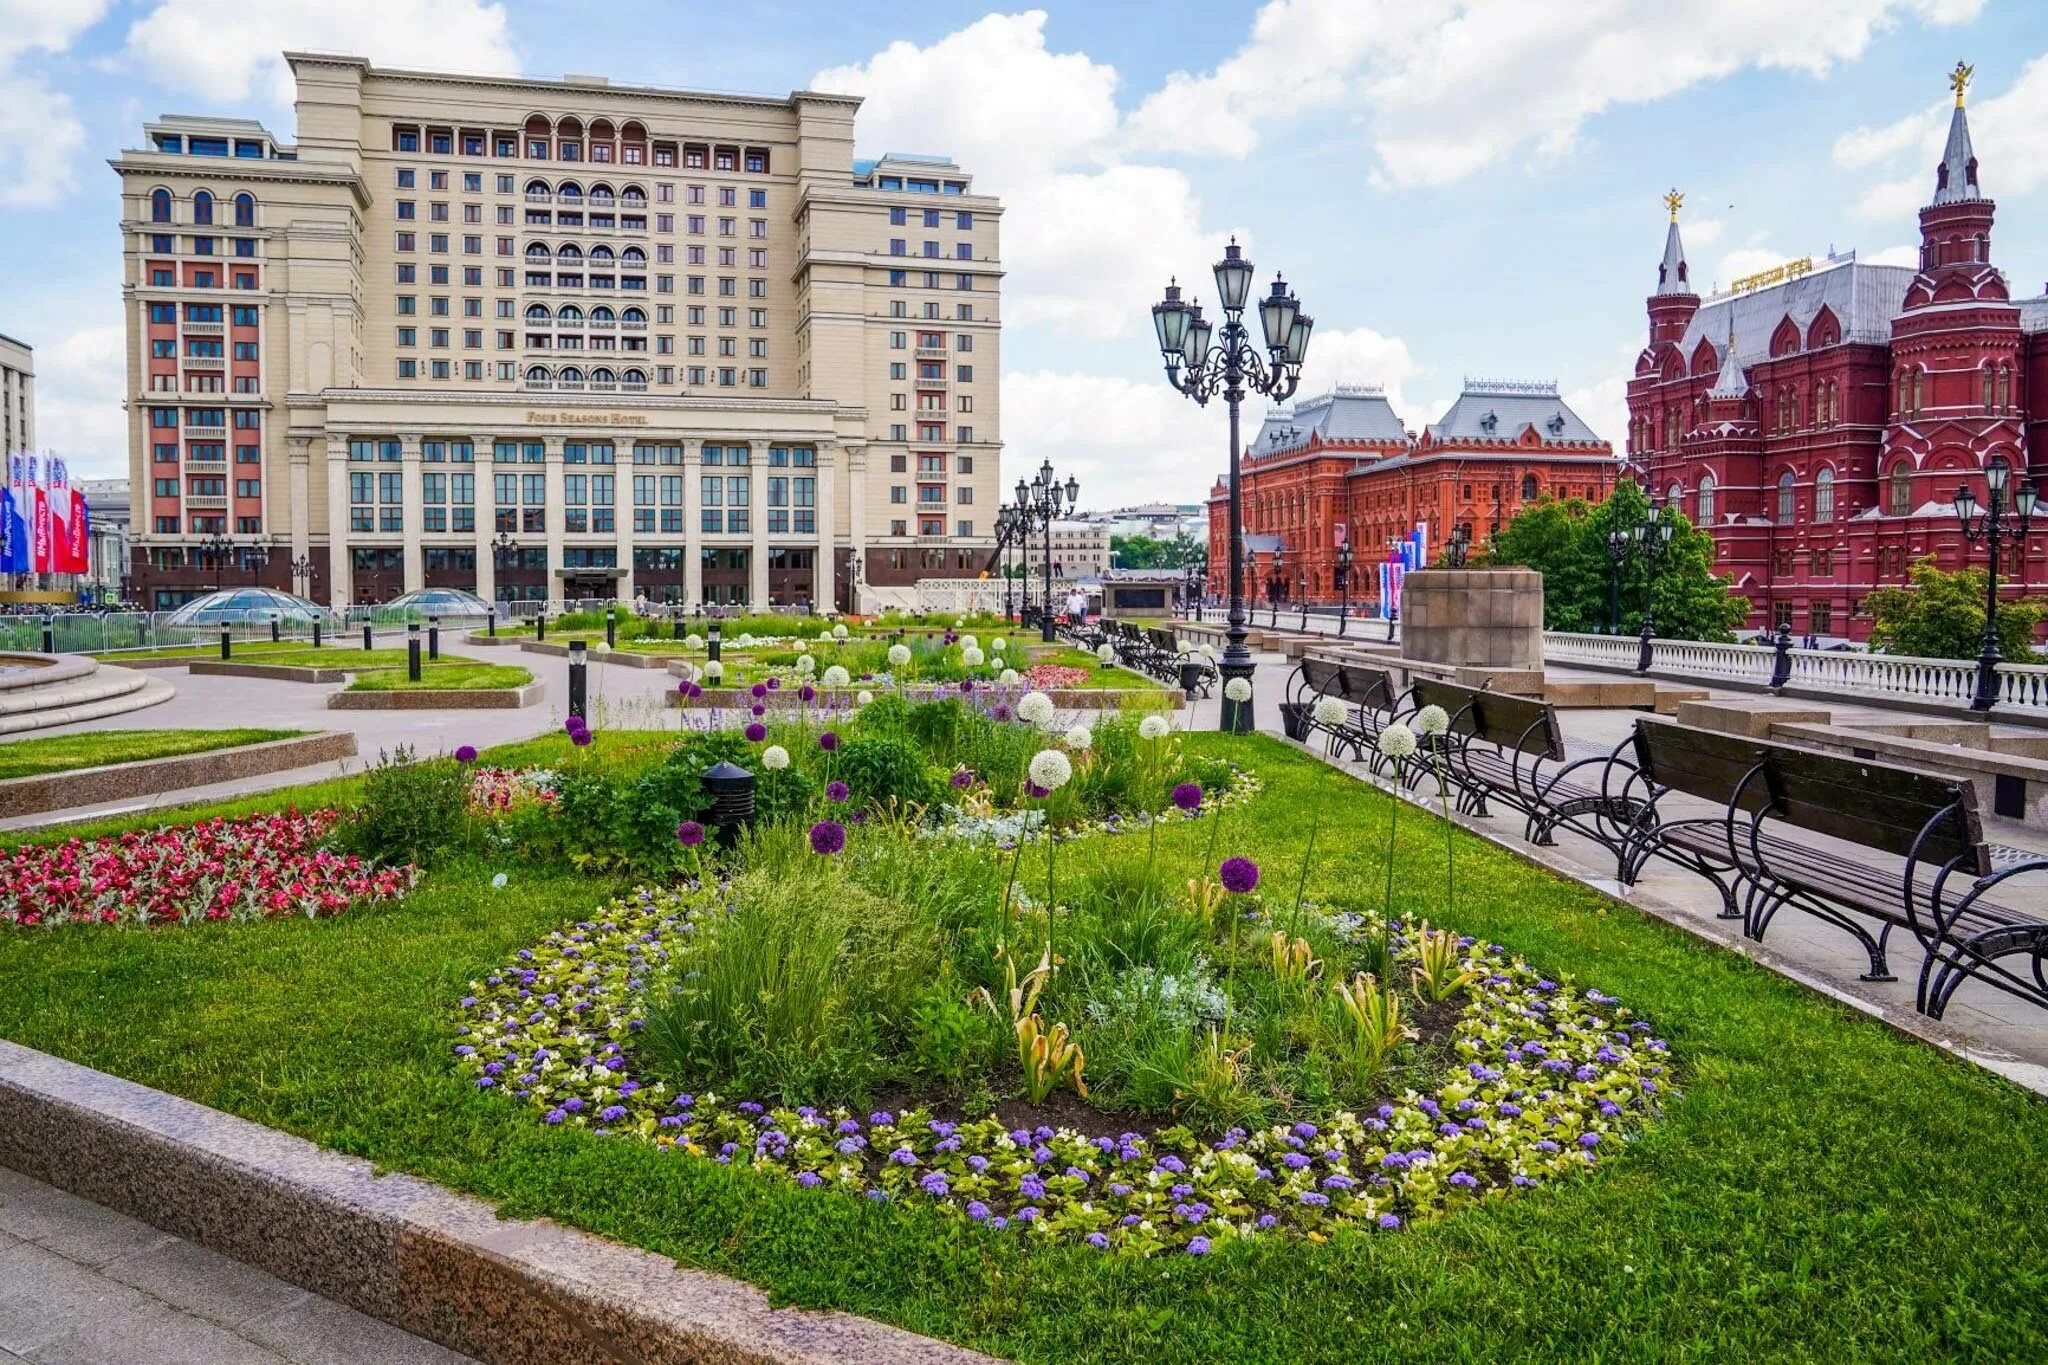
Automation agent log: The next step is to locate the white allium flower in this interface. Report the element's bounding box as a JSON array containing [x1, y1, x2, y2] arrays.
[[738, 633, 756, 647], [594, 641, 611, 653], [954, 616, 965, 626], [1017, 691, 1056, 726], [1065, 724, 1093, 751], [822, 665, 851, 687], [761, 745, 790, 770], [990, 637, 1006, 652], [1224, 678, 1252, 703], [704, 660, 724, 680], [856, 690, 874, 706], [1028, 748, 1073, 791], [1314, 696, 1348, 727], [1378, 723, 1417, 759], [887, 644, 912, 667], [796, 654, 817, 675], [818, 630, 833, 643], [962, 646, 985, 666], [685, 633, 704, 650], [490, 872, 509, 889], [961, 634, 979, 651], [999, 668, 1020, 685], [1138, 714, 1171, 741], [1096, 642, 1117, 664], [833, 623, 848, 640], [1415, 704, 1450, 736]]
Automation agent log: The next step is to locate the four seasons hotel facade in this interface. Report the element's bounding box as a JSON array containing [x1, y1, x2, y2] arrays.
[[113, 53, 1003, 611]]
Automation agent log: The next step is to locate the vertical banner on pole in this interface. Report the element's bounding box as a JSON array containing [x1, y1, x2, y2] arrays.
[[0, 452, 24, 575]]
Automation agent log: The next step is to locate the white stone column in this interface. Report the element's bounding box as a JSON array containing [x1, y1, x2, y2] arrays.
[[543, 438, 566, 609], [324, 434, 351, 608], [748, 455, 769, 612], [682, 441, 704, 607], [814, 444, 836, 614], [612, 445, 635, 606], [845, 444, 867, 615], [287, 438, 312, 597], [472, 435, 496, 603], [399, 434, 425, 593]]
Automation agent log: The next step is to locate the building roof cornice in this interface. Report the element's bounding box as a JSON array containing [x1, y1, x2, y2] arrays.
[[311, 387, 844, 418], [282, 50, 851, 116]]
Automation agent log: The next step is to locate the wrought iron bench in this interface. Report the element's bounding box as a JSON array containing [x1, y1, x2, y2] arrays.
[[1620, 717, 2048, 1017], [1284, 656, 1399, 760]]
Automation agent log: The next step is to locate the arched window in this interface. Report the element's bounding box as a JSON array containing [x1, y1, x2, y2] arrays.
[[1698, 474, 1716, 526], [1776, 471, 1795, 523], [525, 243, 551, 261], [621, 307, 645, 325], [557, 304, 583, 324], [1815, 467, 1835, 522], [524, 303, 551, 322], [233, 192, 255, 227], [1520, 474, 1539, 501], [525, 365, 551, 384], [623, 368, 646, 385], [1983, 366, 1996, 411], [192, 191, 213, 225], [150, 188, 172, 222], [620, 246, 645, 265], [1889, 463, 1913, 517], [526, 179, 551, 199], [1895, 369, 1908, 415], [1911, 367, 1923, 417], [1996, 365, 2011, 413], [1667, 482, 1683, 513]]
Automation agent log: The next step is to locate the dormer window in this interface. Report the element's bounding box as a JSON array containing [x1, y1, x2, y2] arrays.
[[1479, 411, 1497, 435], [1547, 414, 1566, 436]]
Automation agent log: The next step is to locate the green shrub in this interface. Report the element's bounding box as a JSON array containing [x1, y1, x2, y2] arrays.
[[332, 747, 469, 867], [832, 734, 936, 810]]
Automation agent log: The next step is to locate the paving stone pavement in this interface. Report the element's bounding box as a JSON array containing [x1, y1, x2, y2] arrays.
[[0, 1165, 471, 1365]]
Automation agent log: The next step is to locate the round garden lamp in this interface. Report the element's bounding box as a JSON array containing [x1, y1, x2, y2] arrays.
[[701, 761, 756, 849]]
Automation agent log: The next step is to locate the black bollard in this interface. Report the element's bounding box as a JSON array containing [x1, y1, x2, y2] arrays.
[[42, 614, 55, 655], [605, 605, 617, 649], [1769, 623, 1794, 691], [362, 623, 373, 651], [407, 623, 422, 682], [312, 619, 323, 649], [701, 760, 756, 849], [486, 605, 496, 638], [428, 615, 440, 660], [219, 622, 232, 661], [567, 641, 588, 720], [270, 613, 281, 644], [536, 610, 546, 642], [1636, 617, 1656, 675], [706, 621, 721, 663]]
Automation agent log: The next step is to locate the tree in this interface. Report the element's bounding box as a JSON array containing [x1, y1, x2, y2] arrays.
[[1487, 481, 1748, 641], [1864, 556, 2047, 660], [1110, 533, 1200, 570]]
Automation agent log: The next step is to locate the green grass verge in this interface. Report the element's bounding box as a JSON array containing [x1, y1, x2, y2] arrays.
[[0, 734, 2044, 1361], [0, 728, 302, 779], [343, 660, 533, 692]]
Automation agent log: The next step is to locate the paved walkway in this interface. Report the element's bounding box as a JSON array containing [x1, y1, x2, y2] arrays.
[[0, 1165, 468, 1365]]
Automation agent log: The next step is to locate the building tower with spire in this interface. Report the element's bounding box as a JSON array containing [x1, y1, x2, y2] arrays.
[[1621, 62, 2048, 645]]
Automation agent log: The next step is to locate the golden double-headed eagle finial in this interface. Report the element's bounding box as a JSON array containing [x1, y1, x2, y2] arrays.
[[1663, 188, 1683, 222], [1950, 60, 1973, 108]]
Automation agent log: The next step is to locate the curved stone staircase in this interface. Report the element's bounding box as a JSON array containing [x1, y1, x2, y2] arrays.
[[0, 653, 177, 736]]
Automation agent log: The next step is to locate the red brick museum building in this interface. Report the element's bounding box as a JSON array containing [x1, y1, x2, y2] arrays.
[[1627, 66, 2048, 641]]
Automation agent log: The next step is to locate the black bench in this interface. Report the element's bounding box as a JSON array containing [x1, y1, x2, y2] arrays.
[[1285, 656, 1398, 760], [1623, 718, 2048, 1017]]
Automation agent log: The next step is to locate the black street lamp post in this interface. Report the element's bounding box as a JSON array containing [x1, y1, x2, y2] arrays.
[[288, 553, 315, 600], [198, 533, 234, 593], [1266, 549, 1286, 629], [1605, 527, 1630, 635], [1442, 524, 1472, 568], [1014, 459, 1078, 642], [1298, 568, 1310, 631], [1335, 542, 1353, 637], [1955, 456, 2039, 712], [1154, 240, 1314, 732], [1633, 505, 1676, 673], [995, 504, 1020, 625], [1184, 549, 1208, 622], [243, 542, 269, 587]]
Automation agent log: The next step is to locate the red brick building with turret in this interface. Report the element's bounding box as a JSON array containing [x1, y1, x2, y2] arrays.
[[1628, 63, 2048, 641]]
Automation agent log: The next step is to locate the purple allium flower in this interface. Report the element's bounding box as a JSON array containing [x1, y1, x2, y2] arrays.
[[826, 780, 850, 803], [676, 820, 705, 847], [809, 820, 846, 855], [819, 730, 841, 751], [1218, 856, 1260, 894], [800, 684, 816, 702], [766, 677, 781, 691], [563, 718, 581, 735], [454, 744, 478, 764], [960, 679, 974, 693], [678, 681, 691, 696], [951, 768, 974, 788], [1027, 782, 1049, 799], [992, 704, 1011, 722], [570, 726, 594, 748], [744, 722, 767, 742], [751, 683, 768, 698], [751, 704, 766, 717], [1172, 782, 1203, 812]]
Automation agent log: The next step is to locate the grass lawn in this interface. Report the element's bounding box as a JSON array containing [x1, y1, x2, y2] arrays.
[[0, 728, 302, 779], [1, 732, 2043, 1360], [92, 640, 338, 662], [343, 660, 533, 692]]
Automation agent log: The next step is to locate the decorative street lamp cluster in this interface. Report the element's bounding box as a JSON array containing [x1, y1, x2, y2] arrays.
[[1182, 547, 1209, 622], [1153, 239, 1314, 732], [196, 533, 266, 592], [1954, 455, 2038, 711], [993, 502, 1026, 624], [1333, 540, 1354, 637], [1013, 458, 1079, 642], [1600, 498, 1675, 652], [1265, 548, 1287, 630]]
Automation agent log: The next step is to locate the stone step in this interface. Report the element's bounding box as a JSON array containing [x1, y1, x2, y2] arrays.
[[0, 663, 176, 736]]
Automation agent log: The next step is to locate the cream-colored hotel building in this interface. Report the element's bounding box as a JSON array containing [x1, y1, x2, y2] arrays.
[[116, 53, 1002, 611]]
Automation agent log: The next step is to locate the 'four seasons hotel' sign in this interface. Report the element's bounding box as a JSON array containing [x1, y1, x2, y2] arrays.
[[525, 410, 650, 427]]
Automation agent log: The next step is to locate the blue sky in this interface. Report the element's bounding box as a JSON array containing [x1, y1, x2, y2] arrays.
[[5, 0, 2045, 509]]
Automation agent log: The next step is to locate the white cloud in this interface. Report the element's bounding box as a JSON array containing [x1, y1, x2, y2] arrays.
[[1129, 0, 1984, 188], [1685, 216, 1727, 248], [33, 320, 129, 473], [1563, 374, 1630, 451], [1840, 52, 2048, 218], [1002, 370, 1224, 510], [1716, 243, 1797, 289], [1862, 243, 1919, 266], [0, 0, 109, 209], [122, 0, 518, 104], [0, 0, 109, 63], [1291, 325, 1425, 420]]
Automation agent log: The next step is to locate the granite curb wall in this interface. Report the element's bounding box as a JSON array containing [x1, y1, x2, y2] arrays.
[[187, 660, 351, 683], [0, 1040, 995, 1364], [0, 731, 358, 818], [329, 682, 545, 710], [518, 641, 680, 668]]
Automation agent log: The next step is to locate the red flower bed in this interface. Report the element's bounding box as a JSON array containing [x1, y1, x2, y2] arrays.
[[1023, 663, 1090, 690], [2, 809, 417, 929]]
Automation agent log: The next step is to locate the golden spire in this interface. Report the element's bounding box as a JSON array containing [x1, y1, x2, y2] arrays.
[[1950, 59, 1973, 108], [1663, 187, 1684, 222]]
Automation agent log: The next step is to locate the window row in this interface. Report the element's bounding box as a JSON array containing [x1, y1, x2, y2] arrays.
[[147, 189, 256, 226], [390, 119, 767, 174]]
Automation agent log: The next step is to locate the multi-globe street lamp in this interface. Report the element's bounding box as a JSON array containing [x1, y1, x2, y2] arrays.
[[993, 504, 1022, 625], [1183, 548, 1208, 621], [1442, 524, 1473, 568], [1632, 504, 1676, 671], [197, 532, 235, 593], [1153, 239, 1314, 732], [1265, 549, 1287, 629], [288, 553, 315, 599], [1334, 541, 1354, 637], [1605, 527, 1631, 635], [1014, 459, 1079, 642], [1955, 455, 2039, 711], [242, 542, 270, 586], [1297, 568, 1310, 632]]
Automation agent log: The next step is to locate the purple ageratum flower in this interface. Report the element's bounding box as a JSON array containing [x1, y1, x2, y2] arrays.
[[1378, 1213, 1402, 1230], [819, 730, 841, 751], [1172, 782, 1203, 812], [796, 1171, 824, 1188], [1186, 1236, 1211, 1256], [454, 744, 478, 764], [1218, 857, 1260, 894], [744, 722, 768, 742], [826, 780, 851, 803], [676, 820, 705, 847], [966, 1200, 991, 1222], [1087, 1232, 1110, 1249], [809, 820, 847, 855]]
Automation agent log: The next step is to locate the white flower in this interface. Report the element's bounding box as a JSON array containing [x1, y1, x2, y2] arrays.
[[1096, 642, 1116, 664], [990, 637, 1006, 653], [1224, 678, 1252, 703], [1028, 748, 1073, 791], [818, 630, 834, 643], [961, 634, 979, 651], [1378, 723, 1417, 759], [704, 660, 724, 680], [796, 654, 817, 675], [593, 641, 611, 653], [1138, 714, 1171, 741], [954, 616, 965, 626], [1017, 691, 1056, 726], [1065, 724, 1093, 751], [1415, 704, 1450, 736], [962, 646, 985, 667], [761, 745, 790, 770], [999, 668, 1020, 685], [1314, 696, 1348, 727], [822, 665, 851, 687], [490, 872, 509, 889], [833, 623, 848, 640], [856, 690, 875, 706], [685, 633, 704, 650], [887, 644, 912, 667]]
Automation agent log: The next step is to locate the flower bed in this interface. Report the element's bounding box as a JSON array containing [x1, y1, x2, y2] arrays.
[[2, 809, 417, 928], [924, 769, 1260, 846], [455, 886, 1670, 1256]]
